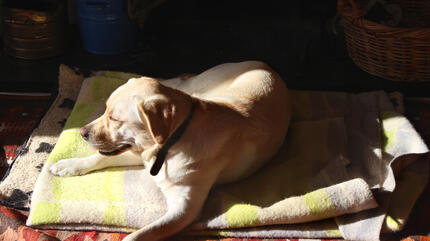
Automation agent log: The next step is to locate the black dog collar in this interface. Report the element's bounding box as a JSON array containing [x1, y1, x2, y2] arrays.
[[150, 101, 196, 176]]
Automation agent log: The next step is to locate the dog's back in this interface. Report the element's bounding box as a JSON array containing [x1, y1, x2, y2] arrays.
[[163, 61, 291, 183]]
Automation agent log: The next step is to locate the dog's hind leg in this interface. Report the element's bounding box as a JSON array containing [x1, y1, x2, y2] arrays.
[[123, 183, 212, 241]]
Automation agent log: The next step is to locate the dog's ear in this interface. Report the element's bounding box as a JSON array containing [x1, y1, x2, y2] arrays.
[[135, 95, 174, 145]]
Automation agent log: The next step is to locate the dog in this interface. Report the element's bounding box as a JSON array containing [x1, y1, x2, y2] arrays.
[[50, 61, 291, 241]]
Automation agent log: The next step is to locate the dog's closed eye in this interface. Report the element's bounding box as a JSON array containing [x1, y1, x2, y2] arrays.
[[109, 116, 119, 122]]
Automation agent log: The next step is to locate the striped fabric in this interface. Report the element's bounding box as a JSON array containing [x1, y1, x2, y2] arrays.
[[27, 72, 429, 240]]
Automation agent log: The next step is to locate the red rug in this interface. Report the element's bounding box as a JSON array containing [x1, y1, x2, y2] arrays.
[[0, 95, 51, 180]]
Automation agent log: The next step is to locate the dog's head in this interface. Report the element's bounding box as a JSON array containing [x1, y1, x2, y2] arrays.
[[80, 77, 192, 156]]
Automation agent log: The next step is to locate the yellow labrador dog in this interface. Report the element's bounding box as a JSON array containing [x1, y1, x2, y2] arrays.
[[50, 61, 291, 241]]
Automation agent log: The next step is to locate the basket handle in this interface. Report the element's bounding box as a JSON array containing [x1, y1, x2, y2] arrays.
[[337, 0, 368, 18]]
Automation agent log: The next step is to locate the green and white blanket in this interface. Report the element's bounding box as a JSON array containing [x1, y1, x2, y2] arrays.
[[27, 71, 429, 240]]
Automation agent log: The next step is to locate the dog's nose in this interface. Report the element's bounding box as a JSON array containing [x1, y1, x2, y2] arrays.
[[80, 127, 90, 140]]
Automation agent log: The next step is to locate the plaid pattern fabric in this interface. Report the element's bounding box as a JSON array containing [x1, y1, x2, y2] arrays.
[[27, 73, 167, 232], [1, 205, 346, 241]]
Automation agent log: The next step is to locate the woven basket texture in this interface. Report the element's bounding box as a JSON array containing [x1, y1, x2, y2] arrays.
[[338, 0, 430, 82]]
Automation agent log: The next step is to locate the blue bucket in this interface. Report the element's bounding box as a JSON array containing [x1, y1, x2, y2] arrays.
[[76, 0, 137, 54]]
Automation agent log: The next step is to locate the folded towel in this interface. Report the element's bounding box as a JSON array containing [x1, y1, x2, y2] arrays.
[[27, 72, 429, 240], [190, 92, 429, 240]]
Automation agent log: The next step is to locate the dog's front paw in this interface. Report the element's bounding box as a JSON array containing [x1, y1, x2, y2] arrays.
[[50, 158, 89, 177]]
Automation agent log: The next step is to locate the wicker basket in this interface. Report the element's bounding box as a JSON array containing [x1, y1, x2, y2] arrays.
[[338, 0, 430, 82]]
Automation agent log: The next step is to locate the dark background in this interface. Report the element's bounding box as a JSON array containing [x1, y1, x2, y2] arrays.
[[0, 1, 430, 239], [1, 0, 429, 97]]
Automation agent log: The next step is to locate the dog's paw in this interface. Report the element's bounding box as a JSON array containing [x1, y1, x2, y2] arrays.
[[50, 158, 89, 177]]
